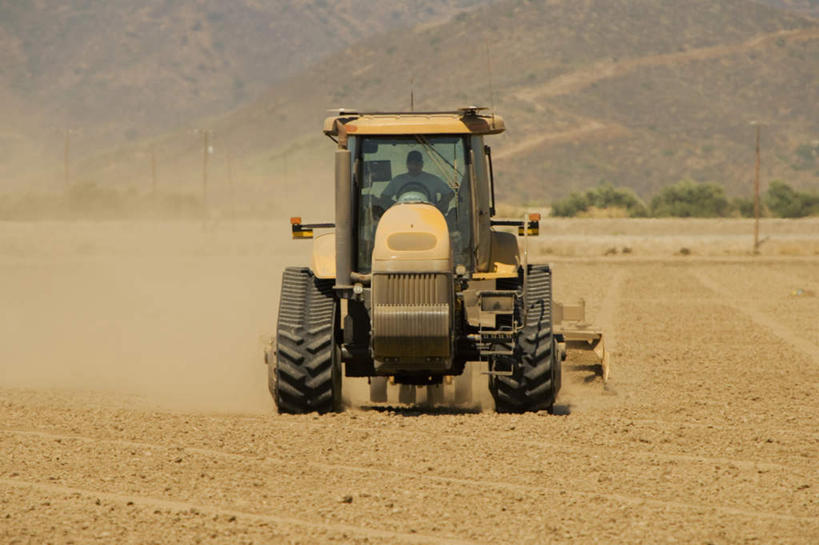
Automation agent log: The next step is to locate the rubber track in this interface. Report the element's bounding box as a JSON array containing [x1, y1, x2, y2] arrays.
[[491, 265, 559, 413], [274, 267, 338, 413]]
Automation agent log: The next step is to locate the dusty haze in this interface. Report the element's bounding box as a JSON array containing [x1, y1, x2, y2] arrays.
[[2, 216, 817, 414], [0, 220, 295, 413]]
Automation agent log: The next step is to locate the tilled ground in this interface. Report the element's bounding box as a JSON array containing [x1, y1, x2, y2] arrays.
[[1, 236, 818, 543]]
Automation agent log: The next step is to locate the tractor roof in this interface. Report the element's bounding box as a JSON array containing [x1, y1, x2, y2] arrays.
[[323, 107, 505, 137]]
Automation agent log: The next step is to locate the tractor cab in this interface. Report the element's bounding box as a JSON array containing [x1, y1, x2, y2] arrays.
[[321, 108, 512, 281], [354, 134, 474, 273]]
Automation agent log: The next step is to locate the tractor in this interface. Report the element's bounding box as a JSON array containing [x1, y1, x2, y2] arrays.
[[266, 108, 606, 413]]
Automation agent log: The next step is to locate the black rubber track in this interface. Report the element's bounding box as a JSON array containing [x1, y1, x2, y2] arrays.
[[273, 267, 341, 414], [490, 265, 560, 413]]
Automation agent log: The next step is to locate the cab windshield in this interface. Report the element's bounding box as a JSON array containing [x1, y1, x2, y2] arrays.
[[354, 135, 473, 273]]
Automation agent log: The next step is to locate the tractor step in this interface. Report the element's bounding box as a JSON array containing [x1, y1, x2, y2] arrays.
[[480, 349, 515, 356], [467, 331, 517, 342], [481, 369, 514, 377], [479, 331, 516, 341]]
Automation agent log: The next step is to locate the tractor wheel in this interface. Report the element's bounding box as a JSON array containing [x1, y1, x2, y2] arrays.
[[490, 265, 560, 413], [274, 267, 341, 414], [266, 350, 277, 398], [265, 338, 277, 397]]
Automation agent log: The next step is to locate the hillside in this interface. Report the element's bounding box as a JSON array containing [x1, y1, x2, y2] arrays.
[[0, 0, 488, 184], [758, 0, 819, 17], [11, 0, 819, 214]]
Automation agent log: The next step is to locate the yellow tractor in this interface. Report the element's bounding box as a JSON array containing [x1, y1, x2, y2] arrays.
[[267, 108, 606, 413]]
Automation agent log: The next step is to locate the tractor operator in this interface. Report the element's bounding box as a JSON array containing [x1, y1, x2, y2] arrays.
[[379, 150, 454, 212]]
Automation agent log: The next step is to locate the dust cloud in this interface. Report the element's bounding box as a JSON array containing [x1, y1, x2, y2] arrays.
[[0, 220, 306, 414], [4, 216, 816, 415], [0, 217, 496, 415]]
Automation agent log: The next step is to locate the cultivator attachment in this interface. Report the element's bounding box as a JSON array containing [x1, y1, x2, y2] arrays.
[[554, 299, 610, 382]]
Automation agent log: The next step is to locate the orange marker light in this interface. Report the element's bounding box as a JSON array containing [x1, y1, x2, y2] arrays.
[[290, 217, 302, 225], [528, 213, 541, 222]]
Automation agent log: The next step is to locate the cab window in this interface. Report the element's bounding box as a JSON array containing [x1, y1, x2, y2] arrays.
[[354, 135, 473, 273]]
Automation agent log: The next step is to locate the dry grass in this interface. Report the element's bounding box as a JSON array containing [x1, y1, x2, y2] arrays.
[[531, 217, 819, 257]]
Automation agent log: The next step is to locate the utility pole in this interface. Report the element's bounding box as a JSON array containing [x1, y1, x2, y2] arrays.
[[151, 147, 158, 196], [752, 122, 761, 254], [192, 128, 213, 220], [227, 150, 235, 222], [202, 130, 210, 213]]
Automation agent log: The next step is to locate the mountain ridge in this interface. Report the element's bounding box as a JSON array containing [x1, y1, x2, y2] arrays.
[[5, 0, 819, 213], [0, 0, 490, 183]]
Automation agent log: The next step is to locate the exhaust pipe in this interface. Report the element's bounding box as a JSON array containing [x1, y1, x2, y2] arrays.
[[335, 148, 352, 289]]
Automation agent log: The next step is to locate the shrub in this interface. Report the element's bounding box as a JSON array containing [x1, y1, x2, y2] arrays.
[[730, 196, 756, 218], [765, 180, 819, 218], [551, 182, 647, 217], [650, 180, 729, 217], [551, 191, 590, 217], [792, 143, 818, 171]]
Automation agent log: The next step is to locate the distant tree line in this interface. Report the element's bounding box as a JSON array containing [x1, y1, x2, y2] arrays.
[[0, 182, 203, 221], [551, 180, 819, 218]]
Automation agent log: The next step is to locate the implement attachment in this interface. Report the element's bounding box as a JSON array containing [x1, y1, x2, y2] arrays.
[[554, 299, 609, 382]]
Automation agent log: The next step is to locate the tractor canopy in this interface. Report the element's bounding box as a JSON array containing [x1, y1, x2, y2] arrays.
[[323, 109, 505, 137]]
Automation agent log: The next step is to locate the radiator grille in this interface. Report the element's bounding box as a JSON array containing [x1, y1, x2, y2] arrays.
[[371, 273, 452, 361], [373, 273, 449, 306]]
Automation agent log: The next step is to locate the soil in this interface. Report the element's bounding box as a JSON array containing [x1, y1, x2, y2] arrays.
[[1, 219, 817, 544]]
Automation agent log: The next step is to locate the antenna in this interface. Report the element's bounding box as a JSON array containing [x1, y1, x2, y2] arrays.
[[410, 76, 415, 112], [485, 41, 496, 118]]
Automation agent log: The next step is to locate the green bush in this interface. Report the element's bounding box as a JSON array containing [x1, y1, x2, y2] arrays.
[[730, 196, 756, 218], [550, 180, 819, 219], [650, 180, 729, 217], [764, 180, 819, 218], [551, 182, 647, 217], [551, 191, 590, 217]]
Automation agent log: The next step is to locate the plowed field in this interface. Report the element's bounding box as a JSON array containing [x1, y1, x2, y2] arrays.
[[1, 220, 817, 544]]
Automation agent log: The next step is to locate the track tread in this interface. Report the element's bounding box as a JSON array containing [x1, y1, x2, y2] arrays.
[[272, 267, 340, 414], [490, 265, 560, 413]]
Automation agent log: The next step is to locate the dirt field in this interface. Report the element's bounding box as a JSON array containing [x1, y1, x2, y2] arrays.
[[1, 219, 818, 544]]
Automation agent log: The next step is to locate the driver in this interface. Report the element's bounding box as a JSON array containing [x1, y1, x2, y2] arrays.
[[379, 150, 453, 211]]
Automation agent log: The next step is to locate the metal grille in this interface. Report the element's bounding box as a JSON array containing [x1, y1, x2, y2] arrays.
[[372, 273, 449, 306], [371, 273, 452, 361]]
